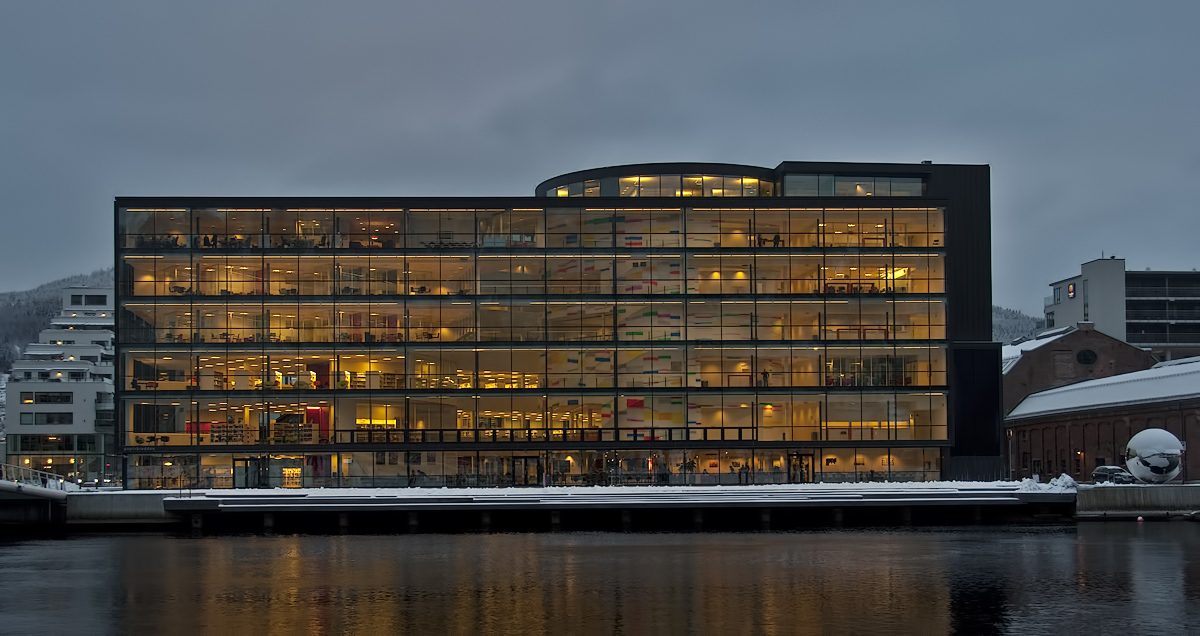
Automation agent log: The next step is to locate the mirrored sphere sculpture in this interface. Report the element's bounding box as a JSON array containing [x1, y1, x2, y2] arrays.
[[1125, 428, 1183, 483]]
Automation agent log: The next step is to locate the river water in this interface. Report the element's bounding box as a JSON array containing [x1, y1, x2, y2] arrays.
[[1, 524, 1197, 634]]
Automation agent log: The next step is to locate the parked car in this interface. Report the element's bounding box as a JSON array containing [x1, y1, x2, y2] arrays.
[[1091, 465, 1136, 484]]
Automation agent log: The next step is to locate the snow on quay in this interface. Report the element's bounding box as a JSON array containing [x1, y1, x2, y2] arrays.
[[159, 478, 1077, 512]]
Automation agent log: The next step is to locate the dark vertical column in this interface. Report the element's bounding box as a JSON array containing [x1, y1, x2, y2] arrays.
[[937, 165, 992, 343], [947, 343, 1003, 480], [934, 165, 1003, 480], [114, 202, 123, 488]]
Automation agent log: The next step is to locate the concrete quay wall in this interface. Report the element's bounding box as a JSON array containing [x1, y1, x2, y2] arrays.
[[65, 490, 178, 524], [1076, 484, 1200, 519]]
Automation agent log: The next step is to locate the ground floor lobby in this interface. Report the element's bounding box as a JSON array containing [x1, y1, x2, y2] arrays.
[[124, 446, 945, 489]]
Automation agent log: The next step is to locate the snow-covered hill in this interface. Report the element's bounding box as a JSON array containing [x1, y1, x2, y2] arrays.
[[992, 305, 1040, 344]]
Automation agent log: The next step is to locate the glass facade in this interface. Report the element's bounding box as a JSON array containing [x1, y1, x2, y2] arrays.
[[783, 174, 926, 197], [118, 201, 951, 488], [7, 433, 113, 483]]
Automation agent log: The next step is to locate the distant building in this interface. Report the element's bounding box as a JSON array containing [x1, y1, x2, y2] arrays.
[[1001, 322, 1157, 415], [1006, 357, 1200, 482], [4, 287, 117, 483], [1044, 257, 1200, 360], [0, 373, 7, 463], [0, 372, 7, 430]]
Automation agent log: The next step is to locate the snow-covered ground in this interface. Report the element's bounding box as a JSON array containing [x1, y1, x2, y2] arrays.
[[155, 477, 1078, 500]]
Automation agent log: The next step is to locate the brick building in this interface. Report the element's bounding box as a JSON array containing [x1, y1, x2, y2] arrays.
[[1006, 358, 1199, 481], [1001, 322, 1157, 415]]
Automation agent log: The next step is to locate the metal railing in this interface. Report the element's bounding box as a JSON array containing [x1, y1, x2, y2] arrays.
[[334, 427, 758, 445], [1127, 333, 1200, 344], [0, 464, 77, 491], [1126, 310, 1200, 321], [1127, 286, 1200, 298]]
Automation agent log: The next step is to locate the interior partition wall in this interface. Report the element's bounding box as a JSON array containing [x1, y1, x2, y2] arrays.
[[115, 163, 998, 488]]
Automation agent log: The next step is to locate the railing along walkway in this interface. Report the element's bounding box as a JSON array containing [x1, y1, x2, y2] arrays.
[[0, 464, 77, 492]]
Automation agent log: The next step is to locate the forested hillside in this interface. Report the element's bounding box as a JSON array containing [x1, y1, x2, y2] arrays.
[[992, 305, 1040, 344], [0, 268, 114, 372]]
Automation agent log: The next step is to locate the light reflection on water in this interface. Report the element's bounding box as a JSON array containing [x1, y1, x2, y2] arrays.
[[1, 524, 1198, 634]]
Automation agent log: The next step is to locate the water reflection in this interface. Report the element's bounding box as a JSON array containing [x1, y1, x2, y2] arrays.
[[1, 525, 1198, 634]]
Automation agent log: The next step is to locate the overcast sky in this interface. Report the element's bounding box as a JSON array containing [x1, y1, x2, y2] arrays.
[[2, 1, 1198, 314]]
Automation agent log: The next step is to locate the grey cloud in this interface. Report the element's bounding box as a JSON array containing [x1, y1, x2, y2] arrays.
[[2, 1, 1199, 314]]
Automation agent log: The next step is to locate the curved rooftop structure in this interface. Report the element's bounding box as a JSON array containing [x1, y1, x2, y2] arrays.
[[537, 162, 777, 198], [536, 161, 932, 198]]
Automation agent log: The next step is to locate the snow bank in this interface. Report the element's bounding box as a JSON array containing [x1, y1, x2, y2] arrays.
[[172, 479, 1074, 499], [1019, 474, 1078, 493]]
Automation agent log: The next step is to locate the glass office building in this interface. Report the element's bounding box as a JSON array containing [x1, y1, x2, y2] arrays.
[[115, 161, 1002, 489]]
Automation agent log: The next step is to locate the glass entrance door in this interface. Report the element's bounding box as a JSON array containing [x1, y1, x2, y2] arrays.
[[788, 452, 813, 484], [511, 456, 542, 487], [234, 456, 270, 488]]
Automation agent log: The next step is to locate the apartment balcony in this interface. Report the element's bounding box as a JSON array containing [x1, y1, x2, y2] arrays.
[[1126, 333, 1200, 345], [7, 376, 115, 385], [95, 410, 116, 431], [1126, 310, 1200, 321], [1126, 286, 1200, 299]]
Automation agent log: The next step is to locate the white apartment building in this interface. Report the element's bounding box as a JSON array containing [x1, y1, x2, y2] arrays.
[[1044, 257, 1200, 360], [4, 287, 116, 483], [1043, 257, 1127, 341]]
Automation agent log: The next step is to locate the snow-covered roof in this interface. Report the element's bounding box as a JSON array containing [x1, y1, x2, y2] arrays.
[[1150, 357, 1195, 369], [1001, 326, 1075, 374], [1007, 356, 1200, 420]]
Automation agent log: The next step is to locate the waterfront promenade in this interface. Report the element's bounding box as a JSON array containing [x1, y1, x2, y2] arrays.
[[11, 473, 1200, 532], [31, 480, 1078, 532]]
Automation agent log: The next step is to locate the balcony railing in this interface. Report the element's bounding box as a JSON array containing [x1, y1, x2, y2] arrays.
[[1127, 333, 1200, 344], [1127, 286, 1200, 298], [1126, 310, 1200, 321], [128, 427, 759, 447], [7, 377, 113, 384], [126, 424, 936, 448], [335, 427, 758, 445]]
